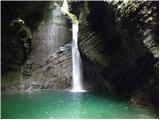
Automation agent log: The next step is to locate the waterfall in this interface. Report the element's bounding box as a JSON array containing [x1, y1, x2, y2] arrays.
[[61, 0, 85, 92], [71, 23, 85, 92]]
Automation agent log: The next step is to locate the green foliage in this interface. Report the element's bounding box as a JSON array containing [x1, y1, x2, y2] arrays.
[[61, 0, 78, 24]]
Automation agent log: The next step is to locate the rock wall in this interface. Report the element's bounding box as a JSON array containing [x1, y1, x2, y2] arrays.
[[23, 43, 72, 91], [2, 43, 72, 91], [2, 1, 73, 91], [78, 1, 158, 108], [30, 2, 72, 64], [1, 1, 53, 73]]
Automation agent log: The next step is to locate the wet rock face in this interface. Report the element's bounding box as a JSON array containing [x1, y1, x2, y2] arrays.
[[30, 2, 72, 64], [21, 2, 73, 90], [1, 1, 52, 73], [2, 1, 72, 91], [113, 1, 159, 107], [78, 1, 158, 107], [1, 1, 72, 72], [24, 43, 72, 90], [2, 43, 72, 91]]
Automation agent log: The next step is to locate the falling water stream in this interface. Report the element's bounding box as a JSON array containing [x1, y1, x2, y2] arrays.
[[61, 0, 85, 92], [71, 23, 85, 92]]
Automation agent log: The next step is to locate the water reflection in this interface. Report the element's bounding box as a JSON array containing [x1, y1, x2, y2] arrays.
[[64, 92, 85, 118]]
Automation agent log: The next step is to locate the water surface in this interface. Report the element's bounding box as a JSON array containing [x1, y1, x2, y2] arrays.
[[1, 90, 158, 119]]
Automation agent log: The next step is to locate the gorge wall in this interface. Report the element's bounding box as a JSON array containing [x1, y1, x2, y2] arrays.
[[2, 1, 73, 91], [77, 1, 158, 108]]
